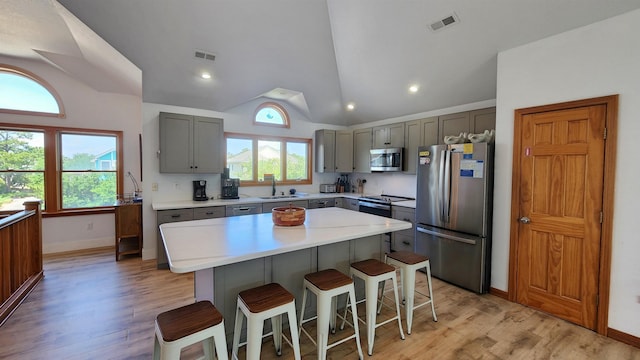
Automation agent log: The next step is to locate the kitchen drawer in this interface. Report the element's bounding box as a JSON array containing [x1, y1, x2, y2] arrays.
[[392, 233, 414, 253], [308, 198, 335, 209], [262, 200, 308, 213], [157, 208, 194, 224], [226, 203, 262, 217], [193, 206, 225, 219]]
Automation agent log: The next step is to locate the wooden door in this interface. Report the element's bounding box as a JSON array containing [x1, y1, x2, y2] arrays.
[[513, 104, 606, 330]]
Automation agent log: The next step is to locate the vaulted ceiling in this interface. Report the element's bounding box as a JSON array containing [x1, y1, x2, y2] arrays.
[[4, 1, 640, 125]]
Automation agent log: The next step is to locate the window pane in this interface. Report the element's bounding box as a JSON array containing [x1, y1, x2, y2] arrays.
[[227, 138, 253, 180], [61, 172, 116, 208], [61, 134, 117, 170], [258, 140, 281, 181], [0, 73, 60, 114], [286, 142, 308, 180], [0, 171, 44, 211], [255, 107, 284, 125], [0, 130, 45, 210]]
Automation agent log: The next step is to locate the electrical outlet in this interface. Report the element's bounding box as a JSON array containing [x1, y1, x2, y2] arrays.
[[152, 183, 158, 191], [87, 222, 93, 231]]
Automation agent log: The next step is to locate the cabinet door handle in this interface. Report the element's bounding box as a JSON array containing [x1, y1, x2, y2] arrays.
[[171, 214, 181, 218], [205, 212, 214, 215], [403, 218, 412, 222], [402, 241, 411, 245]]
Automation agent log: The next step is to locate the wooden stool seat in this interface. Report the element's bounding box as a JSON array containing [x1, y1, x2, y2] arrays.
[[386, 251, 428, 266], [350, 259, 396, 277], [238, 282, 295, 313], [154, 301, 228, 360], [304, 269, 353, 290], [156, 301, 223, 342]]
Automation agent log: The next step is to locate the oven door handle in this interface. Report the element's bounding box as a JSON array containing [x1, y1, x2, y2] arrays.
[[358, 201, 391, 211]]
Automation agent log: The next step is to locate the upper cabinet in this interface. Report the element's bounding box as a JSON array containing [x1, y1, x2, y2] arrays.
[[335, 130, 354, 173], [353, 128, 372, 173], [438, 107, 495, 144], [315, 129, 336, 173], [403, 117, 438, 174], [316, 129, 354, 173], [159, 112, 224, 174], [372, 123, 405, 148]]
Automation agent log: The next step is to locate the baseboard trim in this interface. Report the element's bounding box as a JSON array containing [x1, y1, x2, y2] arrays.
[[489, 287, 508, 300], [608, 327, 640, 349], [43, 237, 113, 254]]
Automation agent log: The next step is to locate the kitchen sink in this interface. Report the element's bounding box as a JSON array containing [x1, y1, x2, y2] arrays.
[[259, 195, 301, 199]]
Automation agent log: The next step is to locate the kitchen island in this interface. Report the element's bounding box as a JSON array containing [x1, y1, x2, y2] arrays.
[[159, 207, 411, 338]]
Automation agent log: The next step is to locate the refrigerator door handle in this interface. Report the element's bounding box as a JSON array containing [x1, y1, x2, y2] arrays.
[[443, 149, 451, 223], [438, 149, 446, 222], [416, 226, 477, 245]]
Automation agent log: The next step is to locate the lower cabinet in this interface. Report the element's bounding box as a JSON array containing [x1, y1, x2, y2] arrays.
[[115, 203, 142, 261], [307, 198, 335, 209], [225, 203, 261, 217], [262, 200, 308, 213], [392, 206, 415, 252]]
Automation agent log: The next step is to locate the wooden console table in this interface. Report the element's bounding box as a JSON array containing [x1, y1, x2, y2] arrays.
[[115, 202, 142, 261]]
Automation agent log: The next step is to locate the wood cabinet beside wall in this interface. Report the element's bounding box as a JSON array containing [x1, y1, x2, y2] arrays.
[[159, 112, 224, 174]]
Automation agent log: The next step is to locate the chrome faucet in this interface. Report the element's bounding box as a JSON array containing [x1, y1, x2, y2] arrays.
[[271, 177, 276, 196]]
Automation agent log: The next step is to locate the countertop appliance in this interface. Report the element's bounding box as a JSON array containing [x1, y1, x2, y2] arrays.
[[221, 167, 240, 199], [193, 180, 208, 201], [415, 142, 494, 293], [358, 194, 415, 253], [370, 148, 403, 172], [319, 184, 337, 193]]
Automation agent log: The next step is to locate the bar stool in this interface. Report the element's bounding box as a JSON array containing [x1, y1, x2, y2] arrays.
[[299, 269, 364, 360], [153, 300, 228, 360], [385, 251, 437, 334], [231, 283, 301, 360], [345, 259, 405, 356]]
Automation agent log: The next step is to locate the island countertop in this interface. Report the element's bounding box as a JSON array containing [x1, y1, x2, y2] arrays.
[[160, 207, 411, 273]]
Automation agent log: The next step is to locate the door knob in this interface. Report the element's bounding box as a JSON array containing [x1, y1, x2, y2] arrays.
[[519, 216, 531, 224]]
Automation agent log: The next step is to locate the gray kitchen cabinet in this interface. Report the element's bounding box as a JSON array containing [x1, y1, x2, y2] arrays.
[[315, 129, 336, 173], [470, 107, 496, 134], [335, 131, 353, 172], [404, 120, 420, 174], [372, 123, 405, 148], [438, 111, 470, 144], [159, 112, 224, 174], [353, 128, 372, 173], [334, 197, 344, 208], [226, 203, 262, 217], [193, 206, 225, 220], [437, 107, 495, 144], [391, 206, 415, 253], [344, 197, 360, 211], [156, 208, 195, 268], [308, 198, 335, 208], [420, 116, 439, 147], [262, 200, 308, 213]]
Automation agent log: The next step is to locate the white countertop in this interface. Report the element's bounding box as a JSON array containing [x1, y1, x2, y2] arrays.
[[160, 207, 411, 273], [152, 193, 361, 210]]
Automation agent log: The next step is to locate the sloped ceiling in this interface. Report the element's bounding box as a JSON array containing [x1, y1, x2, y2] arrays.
[[3, 1, 640, 125]]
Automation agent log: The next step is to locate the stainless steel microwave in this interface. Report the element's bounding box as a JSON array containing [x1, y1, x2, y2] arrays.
[[370, 148, 403, 172]]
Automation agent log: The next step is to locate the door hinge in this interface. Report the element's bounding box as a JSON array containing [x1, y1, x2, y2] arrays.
[[603, 127, 607, 140]]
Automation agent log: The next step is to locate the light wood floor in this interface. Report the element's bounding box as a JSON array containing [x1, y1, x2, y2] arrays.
[[0, 248, 638, 359]]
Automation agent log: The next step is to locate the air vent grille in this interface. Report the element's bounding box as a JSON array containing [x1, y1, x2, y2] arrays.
[[195, 50, 216, 62], [429, 13, 459, 32]]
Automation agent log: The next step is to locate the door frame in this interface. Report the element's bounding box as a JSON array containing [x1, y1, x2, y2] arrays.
[[508, 95, 618, 335]]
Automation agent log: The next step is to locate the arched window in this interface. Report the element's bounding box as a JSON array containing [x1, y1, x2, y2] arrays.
[[254, 102, 290, 128], [0, 64, 65, 118]]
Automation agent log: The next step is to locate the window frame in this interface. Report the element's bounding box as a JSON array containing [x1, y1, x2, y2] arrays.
[[0, 64, 66, 118], [225, 132, 312, 186], [253, 102, 290, 128], [0, 123, 123, 217]]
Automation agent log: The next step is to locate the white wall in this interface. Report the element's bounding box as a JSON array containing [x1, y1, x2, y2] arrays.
[[495, 9, 640, 336], [0, 56, 142, 254]]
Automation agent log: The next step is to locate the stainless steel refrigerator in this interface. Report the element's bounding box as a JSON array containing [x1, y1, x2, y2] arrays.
[[415, 142, 494, 293]]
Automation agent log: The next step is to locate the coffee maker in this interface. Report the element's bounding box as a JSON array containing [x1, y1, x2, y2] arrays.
[[221, 168, 240, 199], [193, 180, 208, 201]]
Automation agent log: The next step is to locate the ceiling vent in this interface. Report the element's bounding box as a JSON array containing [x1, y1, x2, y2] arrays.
[[195, 50, 216, 62], [429, 13, 459, 32]]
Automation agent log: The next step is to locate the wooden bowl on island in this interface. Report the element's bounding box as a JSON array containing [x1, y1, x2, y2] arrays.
[[272, 205, 306, 226]]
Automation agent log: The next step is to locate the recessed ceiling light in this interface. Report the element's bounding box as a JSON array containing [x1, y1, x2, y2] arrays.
[[346, 103, 356, 111], [201, 72, 211, 79], [409, 84, 419, 93]]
